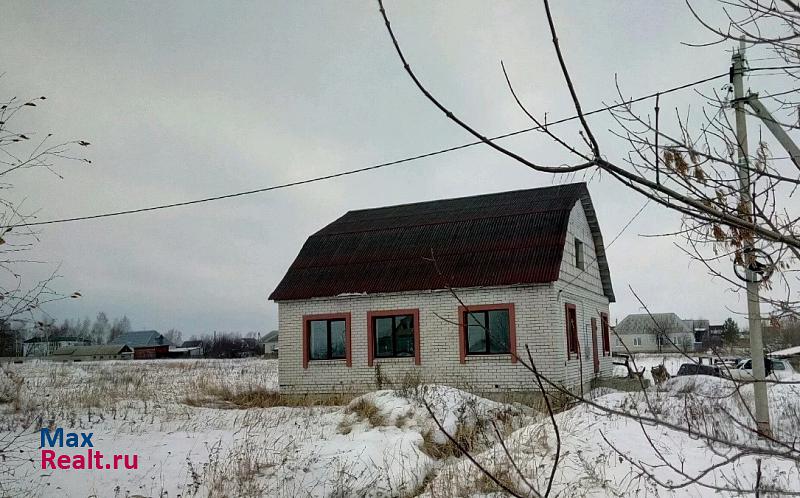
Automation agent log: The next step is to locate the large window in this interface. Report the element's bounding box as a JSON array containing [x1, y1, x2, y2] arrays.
[[302, 313, 351, 368], [373, 314, 415, 358], [565, 303, 579, 358], [308, 319, 347, 361], [458, 304, 516, 363], [464, 309, 510, 355]]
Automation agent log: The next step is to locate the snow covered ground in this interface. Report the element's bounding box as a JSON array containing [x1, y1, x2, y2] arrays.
[[611, 352, 703, 382], [1, 358, 798, 497], [0, 359, 533, 497], [425, 374, 800, 497]]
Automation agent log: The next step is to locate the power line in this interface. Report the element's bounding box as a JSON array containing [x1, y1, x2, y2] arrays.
[[4, 71, 729, 229]]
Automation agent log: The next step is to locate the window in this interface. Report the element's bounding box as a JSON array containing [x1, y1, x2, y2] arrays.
[[368, 309, 420, 365], [565, 303, 579, 358], [464, 309, 510, 355], [458, 304, 517, 363], [374, 315, 414, 358], [308, 319, 347, 361], [633, 337, 642, 346], [575, 238, 585, 270], [302, 313, 351, 368], [600, 312, 611, 355]]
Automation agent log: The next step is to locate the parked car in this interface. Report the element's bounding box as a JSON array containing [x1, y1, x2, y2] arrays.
[[677, 363, 721, 377], [726, 358, 796, 381]]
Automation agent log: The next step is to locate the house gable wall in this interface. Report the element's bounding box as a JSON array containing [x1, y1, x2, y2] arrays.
[[554, 201, 613, 387]]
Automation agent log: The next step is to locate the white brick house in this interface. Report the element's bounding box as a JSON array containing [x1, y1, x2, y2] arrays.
[[612, 313, 696, 353], [269, 183, 615, 396]]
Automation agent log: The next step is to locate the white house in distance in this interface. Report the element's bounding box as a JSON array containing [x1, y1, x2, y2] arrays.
[[269, 183, 615, 396], [612, 313, 696, 353], [22, 336, 90, 357]]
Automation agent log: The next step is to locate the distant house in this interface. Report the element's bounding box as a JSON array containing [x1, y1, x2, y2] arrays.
[[109, 330, 170, 359], [23, 336, 90, 357], [178, 340, 205, 356], [612, 313, 695, 353], [270, 183, 615, 396], [260, 330, 279, 357], [50, 344, 133, 362]]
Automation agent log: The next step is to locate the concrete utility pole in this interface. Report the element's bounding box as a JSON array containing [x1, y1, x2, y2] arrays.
[[731, 42, 771, 436]]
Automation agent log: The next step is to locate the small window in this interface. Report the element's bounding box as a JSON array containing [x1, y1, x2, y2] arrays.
[[565, 304, 579, 357], [575, 238, 585, 270], [772, 361, 785, 371], [373, 315, 415, 358], [308, 319, 347, 361], [464, 309, 510, 355], [633, 337, 642, 346], [600, 313, 611, 355]]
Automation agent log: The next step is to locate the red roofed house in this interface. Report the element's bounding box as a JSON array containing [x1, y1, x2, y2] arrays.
[[269, 183, 615, 396]]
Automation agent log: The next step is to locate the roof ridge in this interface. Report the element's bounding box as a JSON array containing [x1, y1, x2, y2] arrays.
[[342, 182, 587, 216]]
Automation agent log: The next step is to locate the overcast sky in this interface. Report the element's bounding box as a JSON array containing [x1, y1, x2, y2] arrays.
[[1, 1, 784, 336]]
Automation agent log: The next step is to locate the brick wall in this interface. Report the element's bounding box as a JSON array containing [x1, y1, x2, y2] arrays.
[[275, 200, 612, 395]]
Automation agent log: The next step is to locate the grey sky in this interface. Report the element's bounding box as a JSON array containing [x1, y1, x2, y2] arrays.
[[1, 1, 776, 335]]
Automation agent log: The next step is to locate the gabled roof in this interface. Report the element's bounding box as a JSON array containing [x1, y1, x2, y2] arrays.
[[260, 330, 279, 343], [269, 183, 614, 302], [180, 340, 204, 348], [24, 336, 88, 344], [109, 330, 167, 348], [51, 344, 133, 356], [615, 313, 692, 335]]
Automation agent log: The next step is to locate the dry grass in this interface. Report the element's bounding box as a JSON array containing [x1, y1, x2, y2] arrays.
[[473, 464, 520, 495], [419, 423, 484, 459], [185, 382, 353, 409], [344, 397, 386, 427], [0, 366, 24, 411]]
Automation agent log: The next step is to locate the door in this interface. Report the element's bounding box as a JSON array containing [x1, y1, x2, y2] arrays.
[[591, 318, 600, 374]]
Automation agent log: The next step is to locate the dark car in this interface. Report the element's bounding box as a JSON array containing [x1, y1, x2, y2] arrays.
[[677, 363, 721, 377]]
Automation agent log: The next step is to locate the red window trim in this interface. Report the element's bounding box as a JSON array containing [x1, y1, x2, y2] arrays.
[[302, 312, 352, 369], [457, 303, 517, 364], [565, 303, 579, 360], [367, 309, 420, 366], [600, 312, 611, 356]]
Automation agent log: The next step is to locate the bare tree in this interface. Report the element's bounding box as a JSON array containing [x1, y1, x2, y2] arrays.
[[164, 328, 182, 346], [0, 88, 89, 329]]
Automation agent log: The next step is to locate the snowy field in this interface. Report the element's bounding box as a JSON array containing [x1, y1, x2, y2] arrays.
[[1, 358, 799, 497]]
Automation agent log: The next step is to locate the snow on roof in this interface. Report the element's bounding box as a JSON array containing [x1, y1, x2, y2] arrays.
[[770, 345, 800, 357], [51, 344, 132, 356]]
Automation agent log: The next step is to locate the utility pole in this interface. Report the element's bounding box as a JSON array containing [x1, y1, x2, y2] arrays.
[[731, 42, 771, 436]]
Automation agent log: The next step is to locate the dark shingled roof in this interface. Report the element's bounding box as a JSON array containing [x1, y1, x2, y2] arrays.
[[23, 336, 87, 344], [269, 182, 614, 302], [109, 330, 168, 348]]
